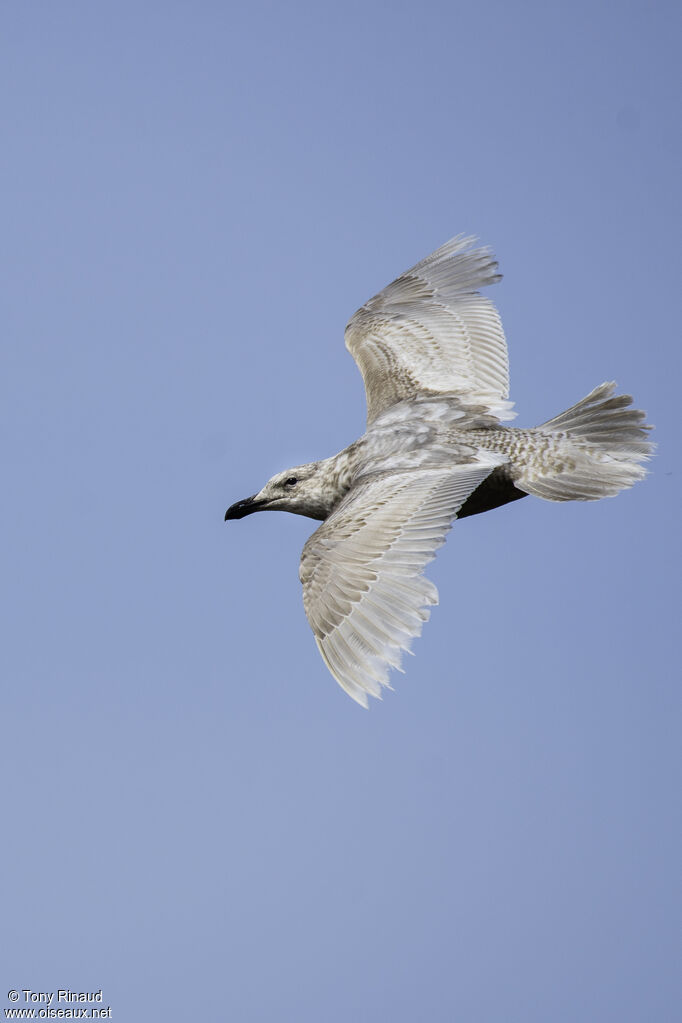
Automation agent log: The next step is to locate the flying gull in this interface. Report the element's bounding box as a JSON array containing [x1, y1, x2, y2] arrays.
[[225, 236, 653, 706]]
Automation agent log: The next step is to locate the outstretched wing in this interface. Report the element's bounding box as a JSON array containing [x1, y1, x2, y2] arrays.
[[299, 454, 504, 706], [345, 235, 511, 425]]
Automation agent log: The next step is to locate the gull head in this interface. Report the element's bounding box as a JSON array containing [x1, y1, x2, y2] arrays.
[[225, 459, 340, 523]]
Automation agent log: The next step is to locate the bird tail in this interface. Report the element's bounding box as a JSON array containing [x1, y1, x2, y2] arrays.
[[514, 382, 654, 502]]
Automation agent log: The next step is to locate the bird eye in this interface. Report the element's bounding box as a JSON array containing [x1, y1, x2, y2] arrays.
[[284, 477, 298, 487]]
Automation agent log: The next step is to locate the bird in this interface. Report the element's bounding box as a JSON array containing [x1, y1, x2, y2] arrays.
[[224, 235, 653, 706]]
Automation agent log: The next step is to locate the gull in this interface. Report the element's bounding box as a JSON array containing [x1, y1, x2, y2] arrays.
[[224, 236, 653, 706]]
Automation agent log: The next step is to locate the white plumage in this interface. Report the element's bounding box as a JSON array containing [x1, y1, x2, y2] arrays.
[[345, 235, 511, 422], [300, 454, 503, 705], [225, 236, 653, 706]]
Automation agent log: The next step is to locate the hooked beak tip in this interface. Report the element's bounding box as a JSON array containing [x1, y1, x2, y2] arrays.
[[224, 495, 263, 521]]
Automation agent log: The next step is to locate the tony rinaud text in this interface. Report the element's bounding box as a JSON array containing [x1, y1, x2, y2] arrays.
[[18, 993, 103, 1006]]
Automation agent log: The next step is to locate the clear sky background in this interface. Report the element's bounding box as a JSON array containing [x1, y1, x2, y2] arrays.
[[2, 3, 680, 1020]]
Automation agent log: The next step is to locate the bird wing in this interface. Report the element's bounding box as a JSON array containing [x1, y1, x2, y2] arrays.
[[345, 235, 511, 425], [299, 454, 504, 706]]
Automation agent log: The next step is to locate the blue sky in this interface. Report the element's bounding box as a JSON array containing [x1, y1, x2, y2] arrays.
[[2, 2, 680, 1020]]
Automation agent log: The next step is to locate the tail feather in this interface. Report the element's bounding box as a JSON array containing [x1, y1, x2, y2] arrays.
[[515, 382, 654, 502]]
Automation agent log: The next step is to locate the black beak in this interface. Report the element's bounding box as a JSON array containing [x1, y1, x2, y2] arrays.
[[224, 495, 266, 521]]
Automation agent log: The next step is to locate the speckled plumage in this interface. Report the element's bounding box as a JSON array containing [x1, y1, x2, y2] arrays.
[[225, 236, 653, 706]]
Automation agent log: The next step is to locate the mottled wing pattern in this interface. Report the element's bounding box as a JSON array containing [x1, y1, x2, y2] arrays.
[[299, 455, 504, 706], [345, 235, 511, 424]]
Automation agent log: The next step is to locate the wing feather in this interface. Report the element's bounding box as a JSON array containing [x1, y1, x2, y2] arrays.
[[345, 236, 511, 424], [300, 458, 502, 705]]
